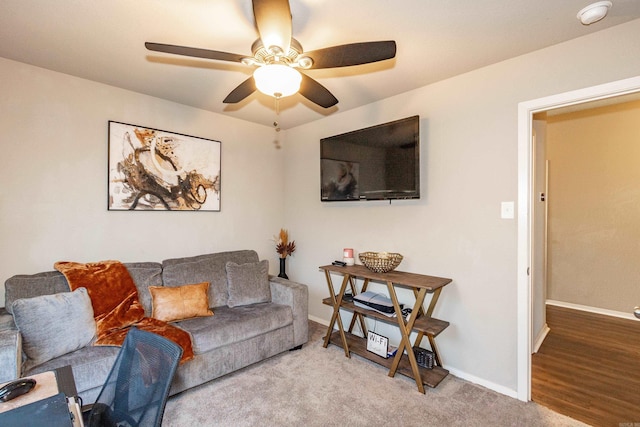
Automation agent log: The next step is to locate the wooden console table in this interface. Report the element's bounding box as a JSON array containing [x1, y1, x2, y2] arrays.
[[320, 264, 452, 393]]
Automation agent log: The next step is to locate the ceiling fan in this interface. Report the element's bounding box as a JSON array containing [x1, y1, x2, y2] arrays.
[[145, 0, 396, 109]]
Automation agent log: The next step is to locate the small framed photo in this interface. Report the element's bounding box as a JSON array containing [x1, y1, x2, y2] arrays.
[[108, 121, 221, 211]]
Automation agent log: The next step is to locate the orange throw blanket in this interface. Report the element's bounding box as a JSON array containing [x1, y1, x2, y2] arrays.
[[54, 260, 193, 363]]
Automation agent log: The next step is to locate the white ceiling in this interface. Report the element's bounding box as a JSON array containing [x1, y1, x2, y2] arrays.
[[2, 1, 640, 129]]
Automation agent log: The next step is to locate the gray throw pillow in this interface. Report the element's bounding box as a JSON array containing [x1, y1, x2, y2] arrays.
[[12, 287, 96, 367], [225, 260, 271, 308]]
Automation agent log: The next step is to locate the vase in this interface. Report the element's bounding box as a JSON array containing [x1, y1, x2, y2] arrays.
[[278, 257, 288, 279]]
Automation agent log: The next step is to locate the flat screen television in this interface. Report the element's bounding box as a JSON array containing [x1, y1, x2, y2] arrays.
[[320, 115, 420, 201]]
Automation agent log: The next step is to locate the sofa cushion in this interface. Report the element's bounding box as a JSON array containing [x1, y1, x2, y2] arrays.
[[54, 261, 146, 344], [4, 271, 70, 315], [4, 262, 163, 317], [12, 288, 96, 368], [173, 304, 293, 354], [54, 260, 194, 363], [225, 260, 270, 308], [150, 282, 213, 322], [162, 250, 259, 308], [23, 345, 120, 397], [124, 262, 163, 316], [54, 260, 142, 319]]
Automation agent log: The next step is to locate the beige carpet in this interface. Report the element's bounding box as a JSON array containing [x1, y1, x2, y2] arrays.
[[163, 321, 587, 426]]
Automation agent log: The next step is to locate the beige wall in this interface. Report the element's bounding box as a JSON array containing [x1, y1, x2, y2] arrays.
[[546, 100, 640, 313], [0, 57, 286, 306], [283, 19, 640, 395], [2, 18, 640, 398]]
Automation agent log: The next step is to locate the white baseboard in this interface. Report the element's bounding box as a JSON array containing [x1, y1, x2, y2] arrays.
[[532, 324, 550, 353], [308, 314, 329, 326], [546, 300, 639, 321], [444, 366, 518, 399]]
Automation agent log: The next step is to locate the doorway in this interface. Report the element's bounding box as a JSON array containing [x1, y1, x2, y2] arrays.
[[516, 75, 640, 401]]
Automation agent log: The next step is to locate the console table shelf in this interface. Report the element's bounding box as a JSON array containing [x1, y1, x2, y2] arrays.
[[326, 331, 450, 388], [321, 297, 450, 337], [320, 264, 452, 393]]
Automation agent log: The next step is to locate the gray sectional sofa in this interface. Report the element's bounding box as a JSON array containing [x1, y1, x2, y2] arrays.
[[0, 250, 308, 403]]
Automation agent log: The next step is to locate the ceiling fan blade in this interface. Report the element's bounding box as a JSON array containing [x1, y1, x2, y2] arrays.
[[223, 77, 257, 104], [303, 41, 396, 69], [252, 0, 292, 54], [299, 74, 338, 108], [145, 42, 246, 63]]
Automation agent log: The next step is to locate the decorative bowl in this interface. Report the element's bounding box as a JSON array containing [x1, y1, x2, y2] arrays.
[[358, 252, 403, 273]]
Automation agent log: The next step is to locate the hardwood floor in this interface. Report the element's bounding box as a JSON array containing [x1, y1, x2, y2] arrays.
[[532, 305, 640, 427]]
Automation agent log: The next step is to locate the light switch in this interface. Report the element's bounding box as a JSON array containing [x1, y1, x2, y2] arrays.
[[501, 201, 515, 219]]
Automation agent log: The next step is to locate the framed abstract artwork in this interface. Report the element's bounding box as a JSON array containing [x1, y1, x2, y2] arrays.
[[108, 121, 221, 211]]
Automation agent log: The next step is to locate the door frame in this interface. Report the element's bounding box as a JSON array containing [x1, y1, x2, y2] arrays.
[[516, 75, 640, 401]]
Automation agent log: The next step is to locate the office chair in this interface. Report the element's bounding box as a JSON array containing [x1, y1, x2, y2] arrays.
[[86, 327, 183, 427]]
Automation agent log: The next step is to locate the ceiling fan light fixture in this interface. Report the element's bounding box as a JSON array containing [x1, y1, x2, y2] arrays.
[[241, 57, 257, 66], [253, 63, 302, 98], [145, 1, 396, 109], [296, 56, 313, 69], [577, 1, 612, 25], [267, 45, 285, 56]]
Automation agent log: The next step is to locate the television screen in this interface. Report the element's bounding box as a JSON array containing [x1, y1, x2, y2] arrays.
[[320, 115, 420, 201]]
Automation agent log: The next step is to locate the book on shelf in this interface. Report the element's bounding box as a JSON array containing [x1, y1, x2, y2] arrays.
[[387, 345, 398, 358]]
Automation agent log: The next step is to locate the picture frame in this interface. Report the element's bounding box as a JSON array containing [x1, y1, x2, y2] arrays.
[[108, 121, 221, 211]]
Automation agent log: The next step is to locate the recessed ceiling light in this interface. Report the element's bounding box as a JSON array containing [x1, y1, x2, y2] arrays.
[[577, 1, 613, 25]]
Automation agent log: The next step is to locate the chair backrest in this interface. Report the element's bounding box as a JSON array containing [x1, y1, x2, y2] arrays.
[[88, 327, 183, 427]]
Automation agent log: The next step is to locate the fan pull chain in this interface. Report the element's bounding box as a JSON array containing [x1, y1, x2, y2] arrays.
[[273, 96, 281, 149]]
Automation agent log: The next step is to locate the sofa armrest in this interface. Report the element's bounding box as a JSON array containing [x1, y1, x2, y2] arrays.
[[0, 308, 16, 331], [0, 326, 21, 383], [269, 276, 308, 348]]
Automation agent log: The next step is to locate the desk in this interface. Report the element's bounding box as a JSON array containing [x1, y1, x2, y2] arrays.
[[0, 366, 82, 426], [320, 264, 452, 393]]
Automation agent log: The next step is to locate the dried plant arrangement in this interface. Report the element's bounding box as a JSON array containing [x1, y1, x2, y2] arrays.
[[274, 228, 296, 259]]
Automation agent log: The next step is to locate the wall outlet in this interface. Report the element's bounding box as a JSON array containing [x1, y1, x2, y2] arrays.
[[501, 201, 515, 219]]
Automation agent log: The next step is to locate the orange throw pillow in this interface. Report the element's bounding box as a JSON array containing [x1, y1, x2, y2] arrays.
[[150, 282, 213, 322]]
